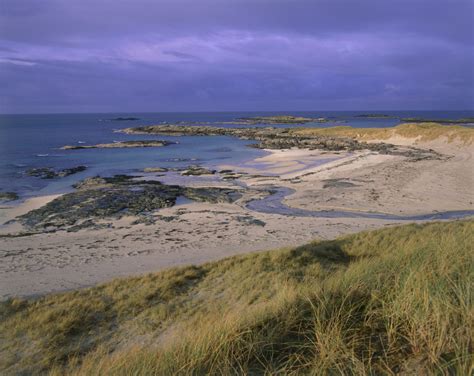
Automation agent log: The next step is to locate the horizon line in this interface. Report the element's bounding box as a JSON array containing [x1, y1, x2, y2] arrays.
[[1, 109, 473, 116]]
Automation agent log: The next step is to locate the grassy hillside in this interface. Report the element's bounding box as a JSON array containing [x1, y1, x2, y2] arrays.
[[1, 220, 473, 375], [292, 122, 474, 144]]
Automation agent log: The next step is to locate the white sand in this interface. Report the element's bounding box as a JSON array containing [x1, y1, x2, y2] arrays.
[[0, 137, 472, 299]]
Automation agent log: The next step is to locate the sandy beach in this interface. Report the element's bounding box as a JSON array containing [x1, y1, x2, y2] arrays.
[[0, 135, 472, 299], [3, 3, 473, 372]]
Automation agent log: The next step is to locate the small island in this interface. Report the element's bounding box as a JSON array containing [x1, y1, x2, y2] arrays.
[[234, 115, 327, 124], [109, 117, 141, 121], [61, 140, 175, 150], [401, 117, 474, 124]]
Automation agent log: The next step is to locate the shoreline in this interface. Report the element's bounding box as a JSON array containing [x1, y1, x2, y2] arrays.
[[0, 194, 61, 227], [0, 135, 473, 299]]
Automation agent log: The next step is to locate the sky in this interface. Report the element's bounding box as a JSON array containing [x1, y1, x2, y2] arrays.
[[0, 0, 473, 114]]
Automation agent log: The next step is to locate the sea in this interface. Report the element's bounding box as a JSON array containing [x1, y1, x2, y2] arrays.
[[1, 110, 473, 202]]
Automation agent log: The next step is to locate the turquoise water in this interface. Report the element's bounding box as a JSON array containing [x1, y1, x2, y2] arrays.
[[1, 111, 473, 201]]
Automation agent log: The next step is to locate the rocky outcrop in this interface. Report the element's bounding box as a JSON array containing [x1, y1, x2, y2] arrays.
[[181, 166, 216, 176], [26, 166, 87, 179], [109, 117, 141, 121], [143, 167, 169, 173], [17, 175, 243, 231], [233, 115, 327, 124], [122, 125, 442, 160], [61, 140, 175, 150], [0, 192, 19, 202]]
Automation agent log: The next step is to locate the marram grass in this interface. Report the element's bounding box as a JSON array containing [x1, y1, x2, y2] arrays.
[[292, 122, 474, 144], [1, 220, 473, 375]]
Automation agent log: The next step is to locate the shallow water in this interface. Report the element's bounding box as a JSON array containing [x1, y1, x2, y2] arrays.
[[1, 110, 473, 201], [246, 187, 474, 220]]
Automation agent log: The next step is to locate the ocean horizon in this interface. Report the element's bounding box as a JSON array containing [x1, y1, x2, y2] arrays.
[[1, 110, 473, 201]]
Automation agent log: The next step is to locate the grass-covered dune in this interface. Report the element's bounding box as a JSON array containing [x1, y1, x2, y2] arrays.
[[1, 220, 473, 375], [292, 122, 474, 144]]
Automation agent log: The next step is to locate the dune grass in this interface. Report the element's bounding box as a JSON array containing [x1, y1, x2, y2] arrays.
[[1, 220, 473, 375], [291, 122, 474, 144]]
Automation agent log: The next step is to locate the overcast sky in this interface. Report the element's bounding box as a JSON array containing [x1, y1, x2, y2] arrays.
[[0, 0, 473, 113]]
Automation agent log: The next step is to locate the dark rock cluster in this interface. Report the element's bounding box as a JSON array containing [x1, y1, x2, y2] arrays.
[[26, 166, 87, 179], [108, 117, 141, 121], [0, 191, 19, 202], [61, 140, 174, 150], [17, 175, 242, 231], [234, 115, 327, 124], [181, 166, 216, 176], [122, 125, 443, 160]]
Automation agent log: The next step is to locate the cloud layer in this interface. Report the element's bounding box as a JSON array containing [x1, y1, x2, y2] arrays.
[[1, 0, 473, 113]]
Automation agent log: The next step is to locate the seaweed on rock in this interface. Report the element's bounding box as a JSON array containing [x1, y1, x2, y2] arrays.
[[18, 176, 242, 231]]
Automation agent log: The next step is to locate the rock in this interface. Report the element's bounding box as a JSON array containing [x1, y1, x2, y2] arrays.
[[182, 186, 241, 204], [156, 215, 178, 222], [222, 175, 242, 180], [235, 215, 266, 226], [26, 167, 57, 179], [66, 220, 111, 232], [234, 115, 327, 124], [0, 191, 19, 202], [72, 176, 108, 190], [57, 166, 87, 177], [322, 179, 357, 188], [109, 117, 141, 121], [143, 167, 169, 173], [61, 140, 175, 150], [26, 166, 87, 179], [122, 124, 442, 160], [181, 166, 216, 176], [131, 215, 156, 225], [18, 175, 242, 231]]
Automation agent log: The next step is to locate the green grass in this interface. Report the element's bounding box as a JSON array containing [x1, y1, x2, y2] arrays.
[[292, 122, 474, 144], [1, 220, 473, 375]]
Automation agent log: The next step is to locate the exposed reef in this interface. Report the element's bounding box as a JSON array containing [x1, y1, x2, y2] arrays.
[[26, 166, 87, 179], [143, 166, 217, 175], [109, 117, 141, 121], [143, 167, 169, 173], [0, 191, 19, 202], [17, 175, 243, 231], [122, 124, 443, 160], [232, 115, 327, 124], [181, 165, 216, 176], [61, 140, 175, 150]]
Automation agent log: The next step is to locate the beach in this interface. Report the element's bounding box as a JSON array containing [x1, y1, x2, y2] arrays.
[[1, 132, 472, 299], [2, 2, 473, 372]]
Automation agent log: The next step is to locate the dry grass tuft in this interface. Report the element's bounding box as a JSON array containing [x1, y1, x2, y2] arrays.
[[1, 220, 473, 375]]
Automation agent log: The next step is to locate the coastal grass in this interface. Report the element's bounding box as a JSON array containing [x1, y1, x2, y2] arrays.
[[292, 122, 474, 144], [1, 220, 473, 375]]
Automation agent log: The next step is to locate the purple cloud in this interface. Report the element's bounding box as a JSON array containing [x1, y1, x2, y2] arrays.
[[0, 0, 472, 113]]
